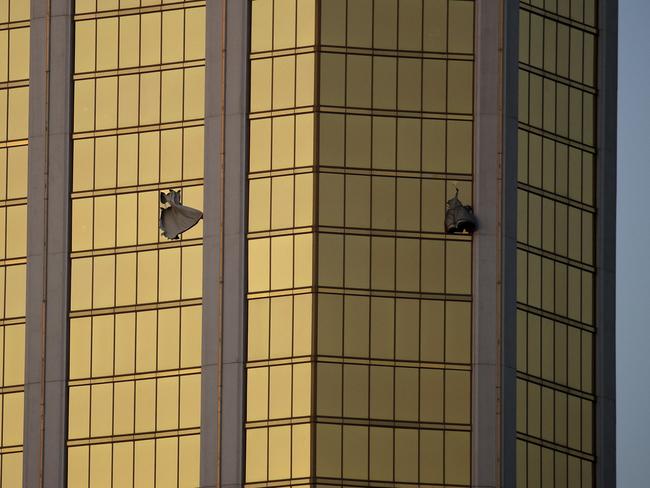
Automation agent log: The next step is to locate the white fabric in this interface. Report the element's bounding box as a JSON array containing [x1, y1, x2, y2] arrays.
[[160, 190, 203, 239]]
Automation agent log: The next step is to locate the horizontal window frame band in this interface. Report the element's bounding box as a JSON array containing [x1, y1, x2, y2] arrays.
[[516, 303, 595, 332], [0, 139, 28, 149], [516, 434, 595, 462], [248, 229, 471, 242], [245, 357, 471, 371], [73, 60, 206, 80], [70, 238, 203, 258], [0, 79, 29, 90], [315, 106, 474, 119], [516, 372, 596, 402], [252, 47, 473, 62], [520, 3, 598, 33], [0, 317, 25, 328], [246, 418, 472, 432], [68, 366, 201, 386], [248, 288, 472, 302], [246, 357, 313, 368], [517, 308, 596, 339], [247, 228, 315, 240], [250, 108, 474, 121], [68, 297, 202, 319], [71, 119, 204, 140], [0, 256, 27, 267], [66, 427, 201, 447], [249, 167, 473, 181], [517, 183, 597, 212], [313, 357, 471, 370], [519, 63, 597, 93], [73, 0, 206, 20], [0, 385, 24, 396], [0, 445, 22, 455], [316, 228, 471, 240], [0, 19, 29, 30], [319, 47, 474, 60], [0, 198, 28, 208], [70, 178, 204, 199], [246, 360, 472, 372], [516, 243, 596, 271], [249, 47, 317, 60], [518, 123, 597, 153], [244, 418, 311, 429], [248, 167, 315, 179], [247, 228, 471, 241], [316, 168, 473, 180], [315, 418, 471, 431], [248, 107, 316, 119]]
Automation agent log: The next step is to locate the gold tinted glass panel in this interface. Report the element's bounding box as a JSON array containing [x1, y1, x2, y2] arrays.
[[68, 2, 205, 486], [0, 2, 29, 482], [518, 0, 597, 485], [246, 0, 474, 484]]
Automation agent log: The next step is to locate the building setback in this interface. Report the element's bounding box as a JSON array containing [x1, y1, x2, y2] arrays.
[[0, 0, 615, 486]]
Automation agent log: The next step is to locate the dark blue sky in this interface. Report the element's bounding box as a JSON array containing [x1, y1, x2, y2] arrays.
[[617, 0, 650, 484]]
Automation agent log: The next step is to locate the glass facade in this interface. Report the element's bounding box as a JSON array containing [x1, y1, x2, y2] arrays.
[[516, 0, 597, 486], [67, 1, 205, 486], [0, 0, 29, 485], [0, 0, 616, 485], [246, 0, 475, 484]]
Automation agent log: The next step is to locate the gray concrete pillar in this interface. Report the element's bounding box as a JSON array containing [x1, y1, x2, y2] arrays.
[[200, 1, 249, 486], [472, 1, 506, 486], [23, 0, 73, 487]]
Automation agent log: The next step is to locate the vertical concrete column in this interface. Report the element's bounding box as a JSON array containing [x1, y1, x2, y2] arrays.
[[201, 1, 249, 486], [472, 1, 509, 486], [596, 0, 617, 486], [23, 0, 73, 487]]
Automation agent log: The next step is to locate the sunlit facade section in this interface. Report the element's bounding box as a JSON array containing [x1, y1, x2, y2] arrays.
[[246, 0, 474, 485], [246, 0, 316, 484], [67, 1, 205, 486], [0, 0, 29, 485], [516, 0, 597, 486]]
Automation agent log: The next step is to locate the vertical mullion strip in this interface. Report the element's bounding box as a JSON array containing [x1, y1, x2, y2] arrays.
[[311, 0, 321, 481], [111, 12, 123, 485], [366, 1, 374, 481], [86, 18, 100, 481], [417, 1, 424, 484], [266, 0, 275, 481], [133, 8, 144, 481], [339, 2, 348, 481], [393, 5, 400, 483], [176, 12, 190, 477], [290, 1, 298, 478], [442, 2, 450, 483]]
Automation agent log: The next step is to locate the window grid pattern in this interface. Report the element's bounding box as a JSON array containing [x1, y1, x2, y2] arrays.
[[246, 1, 474, 486], [516, 0, 597, 486], [0, 0, 29, 485], [247, 0, 317, 484], [67, 2, 205, 487]]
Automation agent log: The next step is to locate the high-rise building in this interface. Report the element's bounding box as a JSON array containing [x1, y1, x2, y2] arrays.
[[2, 0, 616, 486]]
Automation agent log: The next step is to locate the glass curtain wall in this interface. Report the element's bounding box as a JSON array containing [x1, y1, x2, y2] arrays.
[[247, 1, 475, 485], [0, 0, 29, 485], [516, 0, 597, 486], [67, 1, 205, 486], [246, 0, 316, 484]]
